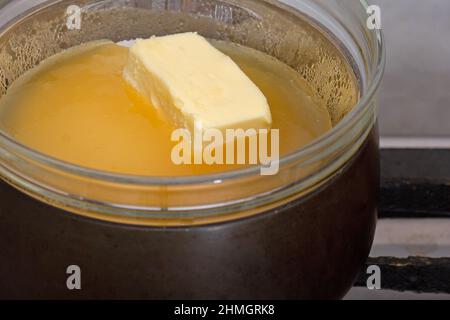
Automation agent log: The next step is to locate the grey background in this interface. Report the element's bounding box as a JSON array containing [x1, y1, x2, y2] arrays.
[[376, 0, 450, 137]]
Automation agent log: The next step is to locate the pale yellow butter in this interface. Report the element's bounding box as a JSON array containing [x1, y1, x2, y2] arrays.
[[122, 33, 272, 133]]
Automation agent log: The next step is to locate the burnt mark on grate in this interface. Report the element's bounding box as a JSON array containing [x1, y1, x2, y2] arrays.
[[355, 257, 450, 294]]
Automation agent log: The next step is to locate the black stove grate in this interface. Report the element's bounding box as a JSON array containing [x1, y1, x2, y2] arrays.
[[354, 148, 450, 294]]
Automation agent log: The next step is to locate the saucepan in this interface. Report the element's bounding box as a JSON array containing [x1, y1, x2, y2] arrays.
[[0, 0, 384, 299]]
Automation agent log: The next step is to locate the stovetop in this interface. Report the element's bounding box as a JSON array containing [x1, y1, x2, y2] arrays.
[[346, 0, 450, 299]]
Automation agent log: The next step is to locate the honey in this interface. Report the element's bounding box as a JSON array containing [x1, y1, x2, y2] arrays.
[[0, 40, 332, 176]]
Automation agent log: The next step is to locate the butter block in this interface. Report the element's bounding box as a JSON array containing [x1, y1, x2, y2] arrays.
[[122, 33, 272, 133]]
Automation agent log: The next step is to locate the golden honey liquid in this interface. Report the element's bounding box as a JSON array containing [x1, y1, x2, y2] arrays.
[[0, 40, 331, 176]]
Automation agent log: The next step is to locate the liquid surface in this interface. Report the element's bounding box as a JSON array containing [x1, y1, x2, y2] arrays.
[[0, 40, 331, 176]]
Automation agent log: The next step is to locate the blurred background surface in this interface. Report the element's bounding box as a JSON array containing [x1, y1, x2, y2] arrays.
[[377, 0, 450, 137]]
